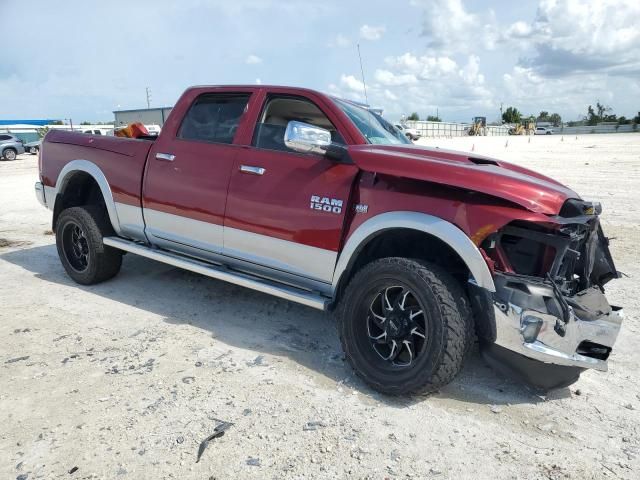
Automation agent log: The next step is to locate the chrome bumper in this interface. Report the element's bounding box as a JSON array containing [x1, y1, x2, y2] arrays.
[[35, 181, 47, 208], [493, 300, 623, 371]]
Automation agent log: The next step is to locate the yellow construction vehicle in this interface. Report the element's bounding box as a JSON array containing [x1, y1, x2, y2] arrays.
[[467, 116, 487, 136]]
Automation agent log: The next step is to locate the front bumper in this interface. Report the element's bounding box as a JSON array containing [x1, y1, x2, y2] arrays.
[[491, 274, 623, 371]]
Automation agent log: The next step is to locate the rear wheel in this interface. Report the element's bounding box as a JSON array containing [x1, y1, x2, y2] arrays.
[[2, 148, 17, 160], [337, 258, 471, 395], [55, 206, 122, 285]]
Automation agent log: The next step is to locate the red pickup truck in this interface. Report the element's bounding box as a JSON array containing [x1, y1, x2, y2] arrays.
[[35, 85, 623, 395]]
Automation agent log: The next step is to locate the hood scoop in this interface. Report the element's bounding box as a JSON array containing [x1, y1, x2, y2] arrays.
[[468, 156, 499, 166]]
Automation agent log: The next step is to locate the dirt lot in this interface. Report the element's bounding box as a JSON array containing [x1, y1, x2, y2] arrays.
[[1, 133, 639, 480]]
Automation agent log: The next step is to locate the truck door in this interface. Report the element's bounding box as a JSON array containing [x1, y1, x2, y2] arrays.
[[142, 89, 256, 258], [224, 93, 359, 284]]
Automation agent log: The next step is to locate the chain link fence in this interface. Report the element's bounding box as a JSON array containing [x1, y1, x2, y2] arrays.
[[405, 121, 510, 137]]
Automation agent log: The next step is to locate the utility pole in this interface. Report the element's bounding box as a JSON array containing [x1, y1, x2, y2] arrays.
[[146, 87, 151, 109], [500, 102, 503, 123]]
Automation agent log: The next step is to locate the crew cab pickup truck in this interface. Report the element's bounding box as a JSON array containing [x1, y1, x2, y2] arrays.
[[35, 85, 623, 394]]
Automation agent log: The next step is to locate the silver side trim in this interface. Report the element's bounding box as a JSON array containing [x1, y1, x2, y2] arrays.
[[144, 208, 224, 254], [224, 227, 336, 283], [332, 211, 496, 292], [54, 160, 122, 235], [115, 202, 146, 241], [103, 236, 328, 310]]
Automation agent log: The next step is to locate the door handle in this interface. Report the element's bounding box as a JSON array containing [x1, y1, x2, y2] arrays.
[[240, 165, 265, 175], [156, 152, 175, 162]]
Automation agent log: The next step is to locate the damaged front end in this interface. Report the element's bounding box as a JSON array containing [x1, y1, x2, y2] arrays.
[[471, 199, 623, 390]]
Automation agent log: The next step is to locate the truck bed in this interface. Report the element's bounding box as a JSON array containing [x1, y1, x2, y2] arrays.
[[41, 130, 155, 208]]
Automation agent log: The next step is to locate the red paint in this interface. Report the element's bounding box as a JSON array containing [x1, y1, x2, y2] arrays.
[[347, 144, 577, 215], [40, 85, 584, 275]]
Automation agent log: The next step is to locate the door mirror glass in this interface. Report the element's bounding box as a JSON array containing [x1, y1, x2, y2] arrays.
[[284, 121, 331, 155]]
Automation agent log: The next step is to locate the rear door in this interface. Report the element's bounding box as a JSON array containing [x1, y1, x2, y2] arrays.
[[142, 88, 257, 258], [224, 92, 359, 284]]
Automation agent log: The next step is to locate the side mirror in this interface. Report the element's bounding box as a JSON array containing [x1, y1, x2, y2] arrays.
[[284, 121, 331, 155]]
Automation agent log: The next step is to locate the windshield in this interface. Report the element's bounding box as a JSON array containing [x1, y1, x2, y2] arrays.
[[333, 98, 411, 145]]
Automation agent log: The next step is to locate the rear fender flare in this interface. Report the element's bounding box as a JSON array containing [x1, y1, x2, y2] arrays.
[[332, 211, 496, 293], [53, 160, 122, 235]]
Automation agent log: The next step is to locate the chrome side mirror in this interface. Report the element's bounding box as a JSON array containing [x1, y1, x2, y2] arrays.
[[284, 121, 331, 155]]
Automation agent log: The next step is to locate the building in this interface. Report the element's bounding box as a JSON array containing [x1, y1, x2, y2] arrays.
[[113, 107, 173, 127]]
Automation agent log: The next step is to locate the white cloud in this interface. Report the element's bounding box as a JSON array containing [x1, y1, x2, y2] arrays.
[[339, 74, 366, 93], [245, 54, 263, 65], [384, 89, 398, 101], [374, 69, 418, 86], [328, 33, 351, 48], [505, 0, 640, 76], [255, 78, 262, 84], [359, 24, 386, 41]]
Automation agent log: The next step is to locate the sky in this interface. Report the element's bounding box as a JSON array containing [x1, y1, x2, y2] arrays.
[[1, 0, 639, 123]]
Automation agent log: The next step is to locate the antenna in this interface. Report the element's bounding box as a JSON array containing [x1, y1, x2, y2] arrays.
[[357, 43, 373, 140], [357, 44, 369, 107]]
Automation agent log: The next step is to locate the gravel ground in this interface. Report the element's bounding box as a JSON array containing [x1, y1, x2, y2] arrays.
[[1, 133, 639, 480]]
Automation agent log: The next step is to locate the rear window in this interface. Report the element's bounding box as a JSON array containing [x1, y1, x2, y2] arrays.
[[178, 93, 251, 144]]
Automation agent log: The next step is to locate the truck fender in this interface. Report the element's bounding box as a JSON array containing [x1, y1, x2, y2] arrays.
[[53, 160, 122, 236], [332, 211, 496, 293]]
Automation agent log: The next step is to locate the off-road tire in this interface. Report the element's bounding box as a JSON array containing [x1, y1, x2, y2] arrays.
[[55, 206, 122, 285], [336, 257, 472, 395], [2, 148, 17, 160]]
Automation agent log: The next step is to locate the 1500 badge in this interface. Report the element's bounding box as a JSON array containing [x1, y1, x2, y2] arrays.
[[310, 195, 343, 214]]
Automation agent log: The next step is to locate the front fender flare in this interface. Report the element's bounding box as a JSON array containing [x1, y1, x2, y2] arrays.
[[332, 211, 496, 293]]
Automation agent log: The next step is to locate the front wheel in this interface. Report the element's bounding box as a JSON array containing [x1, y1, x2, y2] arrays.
[[55, 206, 123, 285], [336, 258, 471, 395], [29, 146, 38, 154]]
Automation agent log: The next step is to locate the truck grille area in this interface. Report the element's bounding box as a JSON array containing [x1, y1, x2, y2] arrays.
[[482, 200, 618, 296]]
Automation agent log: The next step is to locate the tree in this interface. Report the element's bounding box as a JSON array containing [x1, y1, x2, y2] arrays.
[[80, 121, 92, 125], [36, 126, 50, 139], [50, 120, 64, 125], [426, 115, 441, 122], [537, 111, 550, 122], [634, 112, 640, 124], [407, 112, 420, 121], [502, 106, 521, 124], [549, 113, 562, 127]]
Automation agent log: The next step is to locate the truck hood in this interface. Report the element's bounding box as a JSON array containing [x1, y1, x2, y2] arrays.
[[347, 144, 579, 215]]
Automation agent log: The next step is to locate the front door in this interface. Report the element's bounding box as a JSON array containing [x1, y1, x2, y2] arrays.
[[143, 90, 255, 257], [224, 94, 359, 283]]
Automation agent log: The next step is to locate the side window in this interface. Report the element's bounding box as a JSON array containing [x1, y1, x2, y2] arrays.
[[252, 96, 344, 153], [179, 93, 251, 144], [0, 135, 10, 140]]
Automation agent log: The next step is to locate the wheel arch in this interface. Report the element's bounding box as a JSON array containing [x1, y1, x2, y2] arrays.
[[52, 160, 121, 235], [332, 212, 496, 299]]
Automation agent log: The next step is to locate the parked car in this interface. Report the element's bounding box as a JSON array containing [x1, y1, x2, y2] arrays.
[[35, 85, 623, 395], [394, 123, 421, 141], [25, 140, 42, 154], [0, 134, 26, 160], [535, 126, 554, 135]]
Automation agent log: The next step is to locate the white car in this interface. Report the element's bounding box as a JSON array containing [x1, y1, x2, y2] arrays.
[[394, 123, 421, 141], [534, 126, 554, 135]]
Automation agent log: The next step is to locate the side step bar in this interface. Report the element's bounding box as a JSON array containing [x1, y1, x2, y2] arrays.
[[103, 237, 329, 311]]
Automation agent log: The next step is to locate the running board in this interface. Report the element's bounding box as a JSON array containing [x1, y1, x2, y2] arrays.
[[103, 237, 329, 310]]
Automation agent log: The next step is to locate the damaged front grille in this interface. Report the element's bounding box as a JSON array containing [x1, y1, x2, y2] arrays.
[[482, 200, 619, 297]]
